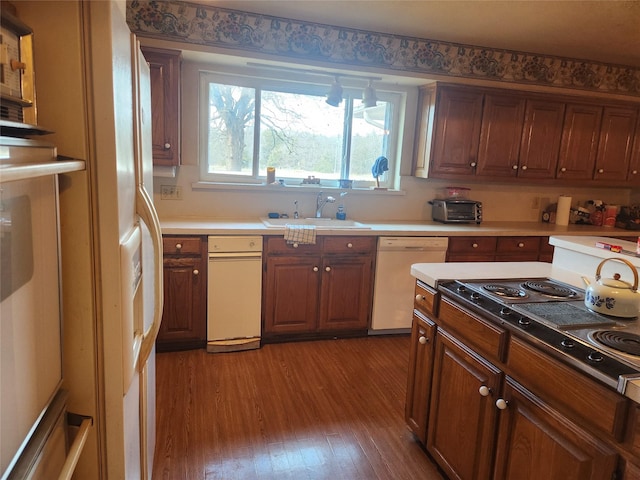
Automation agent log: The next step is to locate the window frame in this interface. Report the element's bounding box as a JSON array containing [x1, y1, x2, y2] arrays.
[[197, 69, 404, 189]]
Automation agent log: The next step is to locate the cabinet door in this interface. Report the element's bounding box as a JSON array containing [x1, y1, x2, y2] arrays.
[[317, 255, 373, 331], [593, 106, 638, 182], [519, 100, 565, 179], [495, 236, 541, 262], [142, 47, 181, 166], [557, 104, 602, 180], [493, 378, 618, 480], [263, 255, 320, 335], [427, 330, 502, 480], [405, 311, 436, 445], [158, 256, 206, 351], [429, 87, 484, 177], [476, 94, 526, 178]]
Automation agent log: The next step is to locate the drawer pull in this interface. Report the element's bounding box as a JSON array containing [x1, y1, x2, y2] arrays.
[[325, 266, 331, 272], [415, 294, 425, 302], [418, 336, 428, 345], [472, 243, 479, 248], [517, 242, 524, 248], [521, 165, 527, 171], [347, 242, 353, 248], [496, 398, 509, 410], [479, 385, 491, 397], [598, 168, 604, 174], [193, 269, 199, 275], [164, 142, 171, 150], [560, 167, 567, 173], [292, 243, 299, 248], [313, 266, 319, 272], [175, 243, 182, 251], [470, 161, 477, 167]]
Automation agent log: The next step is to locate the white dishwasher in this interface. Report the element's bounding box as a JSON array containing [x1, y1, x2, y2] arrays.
[[207, 236, 262, 353], [371, 237, 448, 332]]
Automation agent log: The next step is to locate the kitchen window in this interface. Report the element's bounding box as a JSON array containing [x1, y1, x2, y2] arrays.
[[198, 71, 402, 189]]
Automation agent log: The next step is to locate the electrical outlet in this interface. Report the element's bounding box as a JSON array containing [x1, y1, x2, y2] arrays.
[[160, 185, 182, 200]]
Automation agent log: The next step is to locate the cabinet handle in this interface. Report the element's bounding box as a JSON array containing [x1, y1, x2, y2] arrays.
[[193, 269, 199, 275], [347, 243, 353, 248], [313, 266, 319, 272], [478, 385, 491, 397], [418, 336, 428, 345], [496, 398, 509, 410], [175, 243, 182, 251], [632, 170, 638, 175], [470, 161, 477, 167], [598, 168, 604, 174], [560, 167, 567, 173], [325, 266, 331, 272], [517, 242, 525, 248], [512, 165, 518, 170], [472, 243, 479, 248], [521, 165, 527, 171], [292, 243, 299, 248], [164, 142, 171, 150], [415, 294, 425, 302]]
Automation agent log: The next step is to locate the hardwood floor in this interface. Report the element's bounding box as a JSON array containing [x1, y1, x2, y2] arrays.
[[152, 335, 444, 480]]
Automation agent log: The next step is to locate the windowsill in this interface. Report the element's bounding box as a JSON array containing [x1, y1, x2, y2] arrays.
[[192, 181, 406, 195]]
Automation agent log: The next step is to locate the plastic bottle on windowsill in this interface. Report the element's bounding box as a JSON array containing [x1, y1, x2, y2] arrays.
[[336, 205, 346, 220]]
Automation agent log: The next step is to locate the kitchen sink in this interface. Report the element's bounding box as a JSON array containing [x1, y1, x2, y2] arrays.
[[260, 217, 371, 229]]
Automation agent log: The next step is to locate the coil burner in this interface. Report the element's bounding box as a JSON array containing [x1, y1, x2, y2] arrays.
[[482, 284, 528, 300], [591, 330, 640, 357], [522, 280, 579, 299]]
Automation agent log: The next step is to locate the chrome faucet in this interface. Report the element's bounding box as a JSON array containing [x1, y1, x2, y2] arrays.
[[316, 192, 335, 218]]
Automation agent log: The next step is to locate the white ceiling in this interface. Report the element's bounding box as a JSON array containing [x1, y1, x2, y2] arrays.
[[211, 1, 640, 68]]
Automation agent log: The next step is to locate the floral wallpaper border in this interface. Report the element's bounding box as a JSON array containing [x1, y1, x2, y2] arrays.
[[127, 0, 640, 98]]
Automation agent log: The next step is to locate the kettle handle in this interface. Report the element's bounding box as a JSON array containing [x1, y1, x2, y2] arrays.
[[595, 257, 639, 290]]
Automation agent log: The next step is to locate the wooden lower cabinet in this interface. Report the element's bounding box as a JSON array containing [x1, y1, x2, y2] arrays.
[[263, 236, 375, 339], [157, 235, 207, 351], [447, 235, 553, 262], [427, 329, 502, 480], [494, 378, 617, 480], [405, 310, 437, 444], [406, 280, 627, 480]]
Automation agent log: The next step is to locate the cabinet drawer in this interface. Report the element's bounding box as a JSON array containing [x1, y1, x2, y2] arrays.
[[322, 236, 376, 254], [496, 236, 540, 254], [414, 281, 438, 316], [162, 236, 203, 255], [507, 336, 629, 441], [447, 236, 497, 254], [264, 236, 322, 255], [438, 297, 508, 362]]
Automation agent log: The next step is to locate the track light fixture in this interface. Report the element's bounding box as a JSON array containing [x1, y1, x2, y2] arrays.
[[326, 76, 343, 107], [362, 80, 378, 108]]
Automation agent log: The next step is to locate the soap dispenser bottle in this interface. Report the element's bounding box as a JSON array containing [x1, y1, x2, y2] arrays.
[[336, 205, 346, 220]]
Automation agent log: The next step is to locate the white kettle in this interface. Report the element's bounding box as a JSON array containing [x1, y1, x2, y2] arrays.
[[582, 257, 640, 318]]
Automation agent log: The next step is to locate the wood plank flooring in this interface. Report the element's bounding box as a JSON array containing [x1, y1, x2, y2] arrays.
[[152, 335, 444, 480]]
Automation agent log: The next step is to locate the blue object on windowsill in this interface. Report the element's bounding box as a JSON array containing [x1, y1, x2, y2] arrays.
[[372, 156, 389, 188]]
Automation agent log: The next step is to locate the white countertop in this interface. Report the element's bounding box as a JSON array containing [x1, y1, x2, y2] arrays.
[[410, 261, 584, 289], [160, 218, 639, 237]]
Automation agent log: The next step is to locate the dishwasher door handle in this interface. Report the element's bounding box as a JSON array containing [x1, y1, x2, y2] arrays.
[[209, 252, 262, 259]]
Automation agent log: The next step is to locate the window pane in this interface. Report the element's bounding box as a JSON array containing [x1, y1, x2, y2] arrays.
[[351, 102, 392, 181], [258, 90, 345, 179], [207, 83, 255, 175]]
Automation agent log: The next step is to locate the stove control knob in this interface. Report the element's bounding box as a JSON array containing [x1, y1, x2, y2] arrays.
[[500, 307, 512, 316], [561, 339, 575, 349], [470, 292, 481, 301], [518, 317, 531, 327], [457, 285, 467, 293], [587, 352, 604, 363]]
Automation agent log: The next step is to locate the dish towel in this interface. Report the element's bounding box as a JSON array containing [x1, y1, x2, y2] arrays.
[[284, 224, 317, 245]]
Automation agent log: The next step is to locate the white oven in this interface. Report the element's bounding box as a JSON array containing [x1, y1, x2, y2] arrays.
[[0, 136, 84, 479]]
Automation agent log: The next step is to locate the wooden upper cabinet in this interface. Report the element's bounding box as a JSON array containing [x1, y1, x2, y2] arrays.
[[141, 47, 181, 166], [594, 106, 638, 182], [429, 86, 484, 176], [557, 104, 602, 180], [476, 94, 526, 178], [518, 99, 565, 179]]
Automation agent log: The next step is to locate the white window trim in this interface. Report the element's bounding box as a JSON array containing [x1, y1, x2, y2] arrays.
[[197, 67, 406, 190]]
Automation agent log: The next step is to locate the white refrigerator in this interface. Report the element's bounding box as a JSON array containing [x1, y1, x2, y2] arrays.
[[15, 1, 163, 478]]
